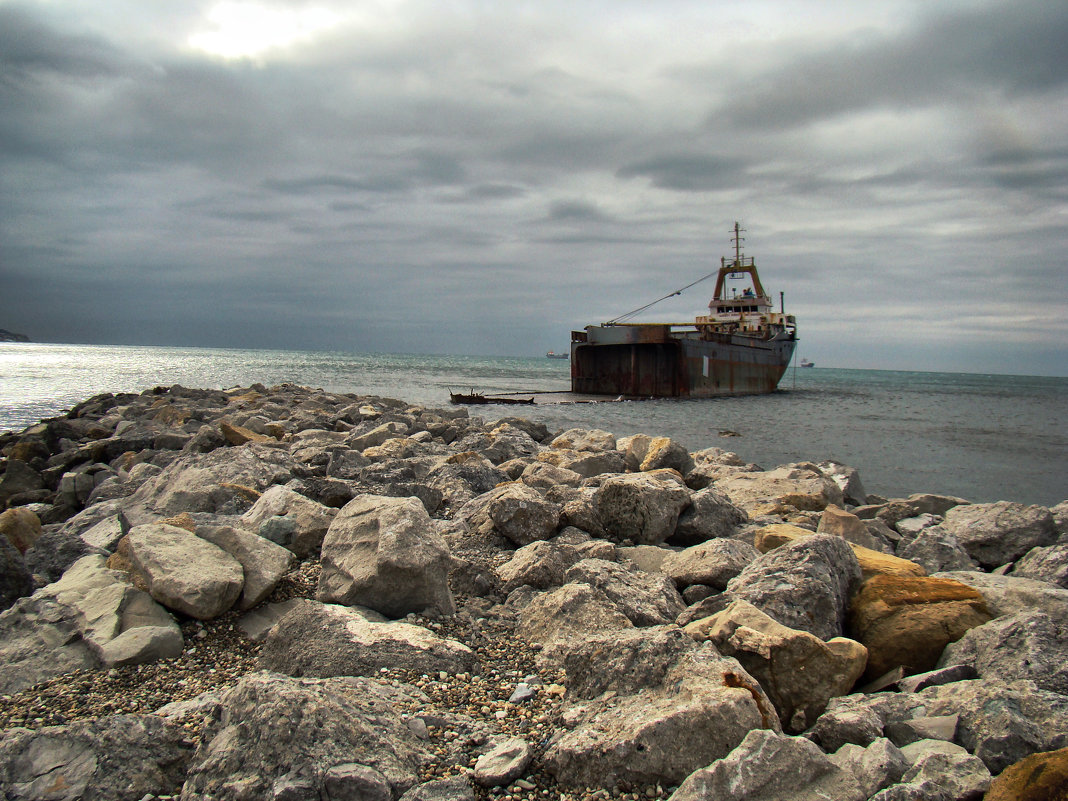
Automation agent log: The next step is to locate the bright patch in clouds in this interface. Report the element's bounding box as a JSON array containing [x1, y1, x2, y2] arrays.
[[189, 2, 340, 59]]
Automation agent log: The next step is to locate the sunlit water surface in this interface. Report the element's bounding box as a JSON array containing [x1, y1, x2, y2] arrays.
[[2, 343, 1065, 506]]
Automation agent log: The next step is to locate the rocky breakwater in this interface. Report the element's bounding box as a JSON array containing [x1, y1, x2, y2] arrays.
[[1, 382, 1067, 801]]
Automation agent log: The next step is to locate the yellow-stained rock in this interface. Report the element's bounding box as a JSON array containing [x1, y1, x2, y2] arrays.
[[983, 747, 1068, 801], [0, 507, 42, 553], [755, 523, 925, 580], [219, 421, 273, 446], [848, 574, 992, 681]]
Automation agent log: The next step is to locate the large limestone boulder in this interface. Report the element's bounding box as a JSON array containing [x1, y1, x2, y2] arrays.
[[716, 464, 844, 514], [196, 524, 295, 610], [180, 671, 429, 800], [661, 539, 760, 591], [941, 501, 1056, 569], [828, 739, 909, 799], [126, 444, 299, 516], [258, 601, 476, 678], [458, 483, 561, 546], [669, 729, 866, 801], [318, 494, 455, 617], [938, 609, 1068, 694], [120, 523, 244, 620], [0, 714, 194, 800], [592, 470, 692, 545], [847, 575, 992, 681], [543, 648, 780, 790], [754, 524, 925, 580], [0, 554, 181, 691], [563, 557, 685, 626], [726, 534, 863, 641], [686, 599, 868, 733], [241, 484, 338, 558], [669, 486, 748, 546]]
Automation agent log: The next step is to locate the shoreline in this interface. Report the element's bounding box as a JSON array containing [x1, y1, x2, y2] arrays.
[[1, 383, 1066, 799]]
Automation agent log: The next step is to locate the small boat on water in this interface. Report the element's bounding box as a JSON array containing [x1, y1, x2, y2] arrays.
[[570, 222, 797, 397], [449, 392, 535, 405], [800, 359, 815, 368], [546, 351, 569, 359]]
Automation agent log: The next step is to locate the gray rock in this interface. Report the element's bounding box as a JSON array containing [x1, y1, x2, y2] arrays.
[[123, 522, 244, 620], [726, 534, 863, 641], [237, 598, 305, 642], [318, 495, 455, 618], [829, 739, 909, 799], [898, 526, 979, 574], [715, 464, 845, 514], [515, 583, 634, 658], [912, 679, 1068, 775], [323, 763, 392, 801], [661, 538, 760, 591], [0, 459, 44, 506], [196, 523, 295, 610], [938, 609, 1068, 694], [0, 713, 193, 800], [934, 570, 1068, 619], [0, 594, 100, 693], [79, 513, 130, 552], [398, 777, 476, 801], [868, 781, 952, 801], [900, 750, 990, 801], [459, 483, 561, 546], [805, 703, 890, 753], [593, 471, 692, 545], [560, 625, 698, 700], [241, 484, 337, 558], [425, 454, 510, 510], [564, 558, 685, 626], [1010, 543, 1068, 588], [258, 600, 476, 677], [127, 443, 300, 517], [99, 624, 183, 667], [23, 524, 106, 585], [496, 539, 579, 593], [472, 737, 532, 787], [181, 671, 428, 800], [941, 501, 1056, 569], [817, 461, 868, 507], [520, 461, 583, 490], [669, 729, 866, 801], [544, 648, 780, 790]]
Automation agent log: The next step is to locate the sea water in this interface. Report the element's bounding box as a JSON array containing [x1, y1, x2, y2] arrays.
[[1, 342, 1065, 507]]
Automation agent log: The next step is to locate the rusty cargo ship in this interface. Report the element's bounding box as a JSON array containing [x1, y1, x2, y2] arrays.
[[570, 223, 797, 397]]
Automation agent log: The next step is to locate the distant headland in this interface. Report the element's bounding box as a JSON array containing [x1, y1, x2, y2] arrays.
[[0, 329, 30, 342]]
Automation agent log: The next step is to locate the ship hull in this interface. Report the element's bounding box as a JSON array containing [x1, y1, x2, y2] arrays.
[[571, 325, 795, 397]]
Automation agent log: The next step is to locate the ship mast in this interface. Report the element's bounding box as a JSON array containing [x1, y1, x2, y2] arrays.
[[731, 221, 744, 268]]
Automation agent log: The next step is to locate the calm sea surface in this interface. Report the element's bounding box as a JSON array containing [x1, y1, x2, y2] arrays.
[[2, 342, 1065, 507]]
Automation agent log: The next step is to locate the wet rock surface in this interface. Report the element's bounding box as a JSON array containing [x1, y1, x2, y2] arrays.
[[0, 382, 1065, 800]]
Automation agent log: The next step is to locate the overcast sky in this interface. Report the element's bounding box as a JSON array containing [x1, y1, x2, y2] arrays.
[[1, 0, 1066, 375]]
